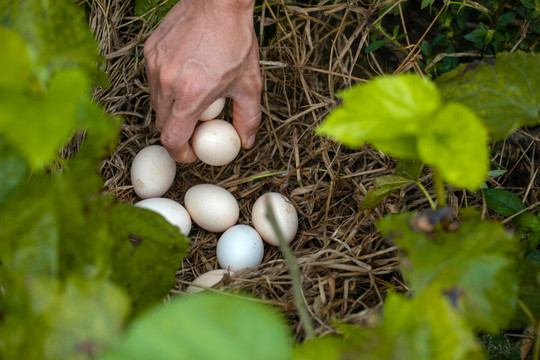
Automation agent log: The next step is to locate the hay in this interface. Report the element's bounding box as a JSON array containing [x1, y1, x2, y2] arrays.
[[87, 0, 540, 340]]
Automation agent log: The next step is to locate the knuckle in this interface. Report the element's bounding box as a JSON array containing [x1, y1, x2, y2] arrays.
[[158, 67, 175, 88], [177, 77, 204, 98], [143, 42, 152, 59], [143, 34, 158, 58], [160, 131, 177, 149]]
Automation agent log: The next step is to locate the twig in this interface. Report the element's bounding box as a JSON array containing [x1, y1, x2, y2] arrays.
[[265, 202, 315, 339], [393, 1, 449, 74], [502, 201, 540, 224]]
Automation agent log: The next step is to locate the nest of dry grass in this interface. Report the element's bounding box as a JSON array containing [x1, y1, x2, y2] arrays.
[[86, 0, 540, 340]]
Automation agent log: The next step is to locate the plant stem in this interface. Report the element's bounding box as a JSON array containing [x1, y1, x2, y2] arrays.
[[432, 169, 447, 207], [519, 300, 540, 360], [519, 300, 537, 327], [265, 202, 315, 340], [415, 181, 436, 209], [376, 24, 408, 53], [447, 1, 492, 24], [249, 170, 288, 180], [533, 323, 540, 360]]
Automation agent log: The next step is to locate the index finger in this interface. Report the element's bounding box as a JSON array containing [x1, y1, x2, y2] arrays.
[[160, 100, 198, 163]]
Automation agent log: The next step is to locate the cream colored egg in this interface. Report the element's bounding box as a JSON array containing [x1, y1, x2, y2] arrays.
[[135, 198, 191, 236], [251, 192, 298, 246], [131, 145, 176, 199], [191, 120, 241, 166], [184, 184, 239, 233], [217, 225, 264, 271], [199, 97, 226, 121], [186, 269, 230, 293]]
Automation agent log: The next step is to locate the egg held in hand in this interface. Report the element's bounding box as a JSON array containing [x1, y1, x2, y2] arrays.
[[199, 97, 226, 121], [131, 145, 176, 199], [135, 198, 191, 236], [252, 192, 298, 246], [184, 184, 239, 233], [191, 120, 241, 166], [216, 225, 264, 271]]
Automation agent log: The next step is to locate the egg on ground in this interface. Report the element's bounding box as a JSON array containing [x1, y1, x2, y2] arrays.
[[251, 192, 298, 246], [216, 225, 264, 271], [184, 184, 239, 233], [199, 97, 226, 121], [186, 269, 230, 293], [135, 197, 191, 236], [131, 145, 176, 199]]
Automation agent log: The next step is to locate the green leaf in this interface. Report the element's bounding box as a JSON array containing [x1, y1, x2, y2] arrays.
[[520, 0, 536, 9], [0, 1, 114, 171], [100, 293, 293, 360], [0, 276, 130, 360], [528, 250, 540, 265], [0, 28, 35, 92], [134, 0, 179, 24], [1, 0, 104, 85], [421, 0, 435, 9], [396, 158, 424, 181], [0, 175, 62, 278], [481, 189, 526, 216], [378, 212, 521, 332], [293, 336, 352, 360], [437, 52, 540, 140], [317, 74, 489, 189], [464, 29, 486, 42], [487, 169, 507, 178], [108, 202, 190, 313], [513, 212, 540, 231], [343, 291, 484, 360], [418, 102, 488, 189], [317, 74, 441, 158], [0, 167, 189, 314], [361, 175, 412, 210], [495, 12, 517, 29], [421, 40, 432, 56], [293, 321, 369, 360], [509, 259, 540, 328], [43, 277, 130, 359], [0, 137, 28, 203], [365, 40, 390, 53], [0, 68, 91, 170]]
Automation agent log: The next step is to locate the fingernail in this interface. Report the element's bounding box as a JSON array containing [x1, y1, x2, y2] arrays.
[[246, 134, 256, 148]]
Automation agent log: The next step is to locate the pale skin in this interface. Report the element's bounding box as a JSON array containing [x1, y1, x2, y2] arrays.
[[144, 0, 261, 163]]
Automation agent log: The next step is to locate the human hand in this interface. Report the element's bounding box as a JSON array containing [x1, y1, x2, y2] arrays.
[[144, 0, 261, 163]]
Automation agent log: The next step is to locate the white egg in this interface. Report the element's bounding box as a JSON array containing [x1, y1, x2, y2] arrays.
[[131, 145, 176, 199], [251, 192, 298, 246], [200, 97, 226, 121], [135, 198, 191, 236], [217, 225, 264, 271], [184, 184, 239, 233], [191, 120, 240, 166], [186, 269, 230, 293]]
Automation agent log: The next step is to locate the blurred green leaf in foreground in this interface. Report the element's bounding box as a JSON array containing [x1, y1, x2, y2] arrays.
[[316, 74, 488, 189]]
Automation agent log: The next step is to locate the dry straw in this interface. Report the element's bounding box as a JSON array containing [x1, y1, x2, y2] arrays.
[[87, 0, 539, 341]]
